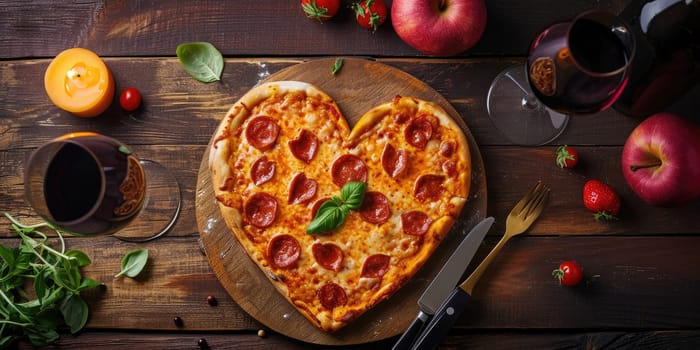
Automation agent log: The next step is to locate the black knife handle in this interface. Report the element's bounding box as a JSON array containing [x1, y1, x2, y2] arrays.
[[410, 288, 471, 350], [392, 311, 430, 350]]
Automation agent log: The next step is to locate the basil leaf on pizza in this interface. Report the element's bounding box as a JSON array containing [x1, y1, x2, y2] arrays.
[[307, 200, 347, 234], [340, 181, 366, 211], [307, 181, 366, 234], [208, 81, 471, 332]]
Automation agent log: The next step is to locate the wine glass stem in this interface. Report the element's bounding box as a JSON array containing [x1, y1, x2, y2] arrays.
[[504, 70, 540, 110], [522, 95, 539, 110]]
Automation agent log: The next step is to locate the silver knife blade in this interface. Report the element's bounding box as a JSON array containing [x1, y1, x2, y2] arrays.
[[418, 216, 493, 314]]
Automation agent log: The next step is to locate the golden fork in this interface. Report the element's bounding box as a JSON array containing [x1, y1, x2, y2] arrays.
[[408, 182, 551, 349], [460, 181, 550, 295]]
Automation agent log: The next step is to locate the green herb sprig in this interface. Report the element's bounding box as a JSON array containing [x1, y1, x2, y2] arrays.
[[176, 42, 224, 83], [0, 213, 102, 347], [307, 181, 366, 234]]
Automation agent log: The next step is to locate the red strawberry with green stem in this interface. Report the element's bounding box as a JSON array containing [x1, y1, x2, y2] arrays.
[[583, 179, 620, 221]]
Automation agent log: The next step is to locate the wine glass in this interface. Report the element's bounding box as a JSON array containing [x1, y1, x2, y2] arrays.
[[24, 132, 181, 241], [487, 9, 636, 145]]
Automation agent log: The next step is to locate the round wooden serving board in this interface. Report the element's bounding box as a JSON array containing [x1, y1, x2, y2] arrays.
[[195, 58, 487, 345]]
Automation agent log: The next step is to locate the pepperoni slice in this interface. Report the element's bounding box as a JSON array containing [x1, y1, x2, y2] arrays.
[[317, 282, 347, 310], [442, 160, 457, 178], [312, 243, 344, 272], [288, 173, 318, 205], [267, 234, 301, 269], [288, 129, 319, 163], [243, 192, 278, 228], [404, 115, 437, 149], [414, 174, 445, 202], [359, 191, 391, 225], [439, 140, 456, 157], [251, 156, 276, 186], [331, 154, 368, 187], [246, 116, 280, 151], [381, 144, 408, 178], [361, 254, 390, 278], [401, 211, 433, 236]]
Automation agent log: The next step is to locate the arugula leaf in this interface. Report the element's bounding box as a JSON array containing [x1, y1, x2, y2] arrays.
[[176, 42, 224, 83], [115, 248, 149, 278]]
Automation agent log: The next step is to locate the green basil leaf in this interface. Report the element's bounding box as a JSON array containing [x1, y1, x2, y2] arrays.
[[78, 277, 103, 291], [60, 294, 88, 334], [115, 248, 149, 278], [340, 181, 366, 210], [307, 202, 347, 234], [53, 259, 81, 292], [0, 244, 15, 265], [66, 250, 91, 267], [41, 287, 65, 310], [331, 57, 343, 75], [176, 42, 224, 83], [34, 268, 50, 301]]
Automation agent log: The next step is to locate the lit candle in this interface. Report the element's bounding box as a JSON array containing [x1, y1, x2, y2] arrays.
[[44, 48, 114, 118]]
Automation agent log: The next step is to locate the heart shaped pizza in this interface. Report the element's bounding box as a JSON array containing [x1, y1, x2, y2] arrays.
[[209, 81, 470, 332]]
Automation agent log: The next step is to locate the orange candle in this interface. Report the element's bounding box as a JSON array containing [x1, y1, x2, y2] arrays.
[[44, 48, 114, 118]]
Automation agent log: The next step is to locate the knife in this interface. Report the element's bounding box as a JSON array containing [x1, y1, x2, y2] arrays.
[[391, 216, 494, 350], [409, 229, 500, 350]]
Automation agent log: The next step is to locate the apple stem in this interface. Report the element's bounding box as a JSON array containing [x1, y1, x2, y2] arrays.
[[630, 161, 662, 171], [439, 0, 447, 11]]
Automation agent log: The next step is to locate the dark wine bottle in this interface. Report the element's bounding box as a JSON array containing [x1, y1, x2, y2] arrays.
[[615, 0, 700, 117]]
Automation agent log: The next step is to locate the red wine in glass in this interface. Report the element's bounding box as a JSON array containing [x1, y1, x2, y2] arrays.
[[25, 132, 180, 241], [487, 10, 636, 145]]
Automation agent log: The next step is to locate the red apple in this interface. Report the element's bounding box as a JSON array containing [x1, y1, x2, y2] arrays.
[[621, 113, 700, 207], [391, 0, 487, 56]]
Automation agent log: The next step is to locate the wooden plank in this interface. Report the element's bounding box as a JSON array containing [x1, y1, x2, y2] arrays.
[[14, 329, 700, 349], [3, 144, 700, 237], [0, 0, 632, 59], [3, 58, 698, 151], [2, 235, 699, 332]]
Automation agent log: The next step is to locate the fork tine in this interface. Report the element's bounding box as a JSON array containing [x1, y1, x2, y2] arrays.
[[511, 181, 542, 215], [525, 185, 550, 218]]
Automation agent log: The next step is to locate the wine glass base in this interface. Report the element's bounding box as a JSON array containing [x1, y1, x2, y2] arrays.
[[487, 64, 569, 146], [113, 160, 181, 242]]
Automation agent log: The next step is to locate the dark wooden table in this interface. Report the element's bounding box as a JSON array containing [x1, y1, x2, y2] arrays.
[[2, 1, 700, 349]]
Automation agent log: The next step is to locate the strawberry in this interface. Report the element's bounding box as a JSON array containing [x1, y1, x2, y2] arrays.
[[556, 145, 579, 168], [582, 179, 620, 221]]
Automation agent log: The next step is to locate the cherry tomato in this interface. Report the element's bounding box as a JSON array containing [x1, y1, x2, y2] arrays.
[[556, 145, 579, 168], [301, 0, 340, 22], [352, 0, 387, 32], [119, 87, 142, 111], [552, 261, 584, 286]]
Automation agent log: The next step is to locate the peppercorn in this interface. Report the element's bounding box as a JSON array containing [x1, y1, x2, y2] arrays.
[[207, 295, 218, 306], [197, 338, 209, 349], [173, 316, 184, 327]]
